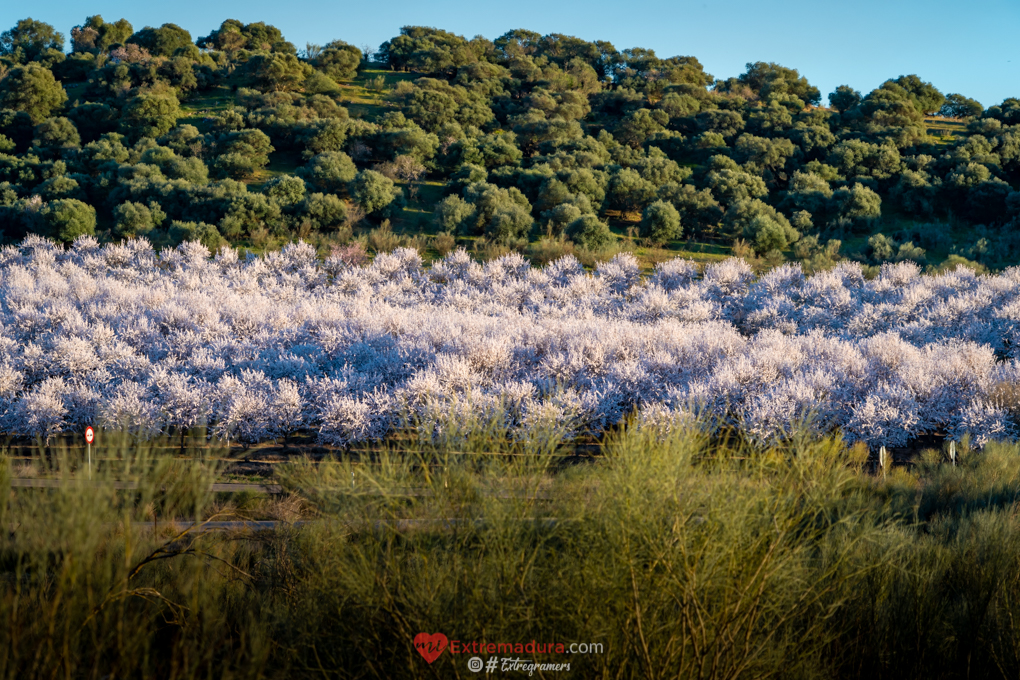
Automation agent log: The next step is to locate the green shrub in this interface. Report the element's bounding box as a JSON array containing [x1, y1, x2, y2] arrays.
[[349, 169, 402, 217], [40, 198, 96, 242], [168, 220, 225, 250], [640, 199, 682, 244], [566, 214, 614, 250]]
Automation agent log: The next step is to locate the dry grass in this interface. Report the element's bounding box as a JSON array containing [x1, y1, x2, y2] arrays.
[[432, 231, 457, 257], [7, 424, 1020, 677]]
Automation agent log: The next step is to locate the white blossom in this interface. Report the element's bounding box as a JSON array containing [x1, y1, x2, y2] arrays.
[[0, 237, 1017, 449]]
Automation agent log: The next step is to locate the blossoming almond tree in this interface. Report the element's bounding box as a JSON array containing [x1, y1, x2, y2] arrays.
[[2, 234, 1019, 449]]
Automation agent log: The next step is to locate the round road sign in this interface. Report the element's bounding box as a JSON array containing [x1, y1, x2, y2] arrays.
[[85, 426, 94, 444]]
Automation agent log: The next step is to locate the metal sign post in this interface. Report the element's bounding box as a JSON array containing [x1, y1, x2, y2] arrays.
[[85, 426, 95, 480]]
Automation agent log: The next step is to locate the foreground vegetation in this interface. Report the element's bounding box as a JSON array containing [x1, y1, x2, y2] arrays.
[[7, 422, 1020, 678], [0, 17, 1017, 273], [4, 236, 1019, 449]]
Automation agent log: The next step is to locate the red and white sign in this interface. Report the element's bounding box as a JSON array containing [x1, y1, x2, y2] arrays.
[[85, 426, 94, 444]]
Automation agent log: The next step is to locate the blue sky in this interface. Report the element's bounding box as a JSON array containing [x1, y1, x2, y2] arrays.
[[4, 0, 1018, 107]]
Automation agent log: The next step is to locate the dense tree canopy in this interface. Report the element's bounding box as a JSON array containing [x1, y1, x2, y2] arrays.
[[127, 23, 192, 57], [70, 16, 132, 53], [0, 18, 64, 64], [0, 15, 1014, 271], [737, 62, 821, 106], [0, 64, 67, 122], [312, 41, 362, 81], [197, 20, 295, 54]]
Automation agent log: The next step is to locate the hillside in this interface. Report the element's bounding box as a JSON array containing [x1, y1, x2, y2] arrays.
[[0, 19, 1016, 275]]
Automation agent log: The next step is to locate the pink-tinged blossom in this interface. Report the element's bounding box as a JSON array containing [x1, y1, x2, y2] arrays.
[[0, 236, 1018, 448]]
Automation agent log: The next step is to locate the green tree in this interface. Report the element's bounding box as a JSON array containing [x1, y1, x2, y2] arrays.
[[127, 24, 192, 57], [212, 129, 274, 179], [31, 117, 80, 155], [304, 71, 340, 95], [656, 182, 723, 234], [298, 151, 357, 193], [614, 108, 668, 147], [787, 122, 836, 155], [944, 165, 1013, 222], [566, 214, 613, 250], [830, 184, 882, 227], [535, 178, 573, 214], [462, 182, 533, 236], [70, 16, 132, 53], [939, 94, 983, 119], [782, 170, 833, 221], [37, 175, 84, 201], [40, 199, 96, 242], [373, 124, 439, 164], [0, 18, 63, 63], [119, 92, 180, 139], [0, 108, 34, 151], [0, 65, 67, 123], [77, 132, 130, 172], [474, 134, 524, 169], [485, 203, 533, 243], [299, 193, 348, 231], [114, 200, 166, 238], [401, 86, 459, 133], [640, 200, 682, 244], [158, 124, 202, 155], [738, 61, 821, 105], [349, 170, 402, 216], [219, 194, 284, 239], [299, 119, 349, 159], [895, 241, 926, 264], [828, 85, 861, 113], [168, 220, 225, 250], [705, 156, 768, 205], [139, 145, 209, 183], [541, 203, 583, 236], [67, 102, 118, 142], [734, 62, 820, 106], [868, 233, 894, 261], [380, 26, 478, 74], [197, 20, 293, 53], [856, 87, 926, 132], [434, 194, 476, 232], [0, 182, 20, 205], [446, 163, 488, 195], [695, 110, 745, 138], [986, 98, 1020, 126], [657, 92, 700, 119], [891, 170, 938, 216], [826, 140, 901, 182], [244, 53, 311, 92], [733, 134, 797, 176], [880, 75, 944, 115], [313, 41, 362, 80], [725, 198, 798, 246], [195, 19, 247, 53], [745, 214, 794, 253], [263, 175, 306, 206], [607, 167, 657, 212]]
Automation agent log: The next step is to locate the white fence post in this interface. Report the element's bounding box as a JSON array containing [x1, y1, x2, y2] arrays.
[[950, 441, 956, 467], [879, 446, 887, 475]]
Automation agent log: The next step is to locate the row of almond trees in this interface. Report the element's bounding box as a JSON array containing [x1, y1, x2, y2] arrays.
[[0, 234, 1017, 448]]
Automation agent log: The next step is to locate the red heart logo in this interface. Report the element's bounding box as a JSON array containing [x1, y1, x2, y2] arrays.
[[414, 632, 448, 664]]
